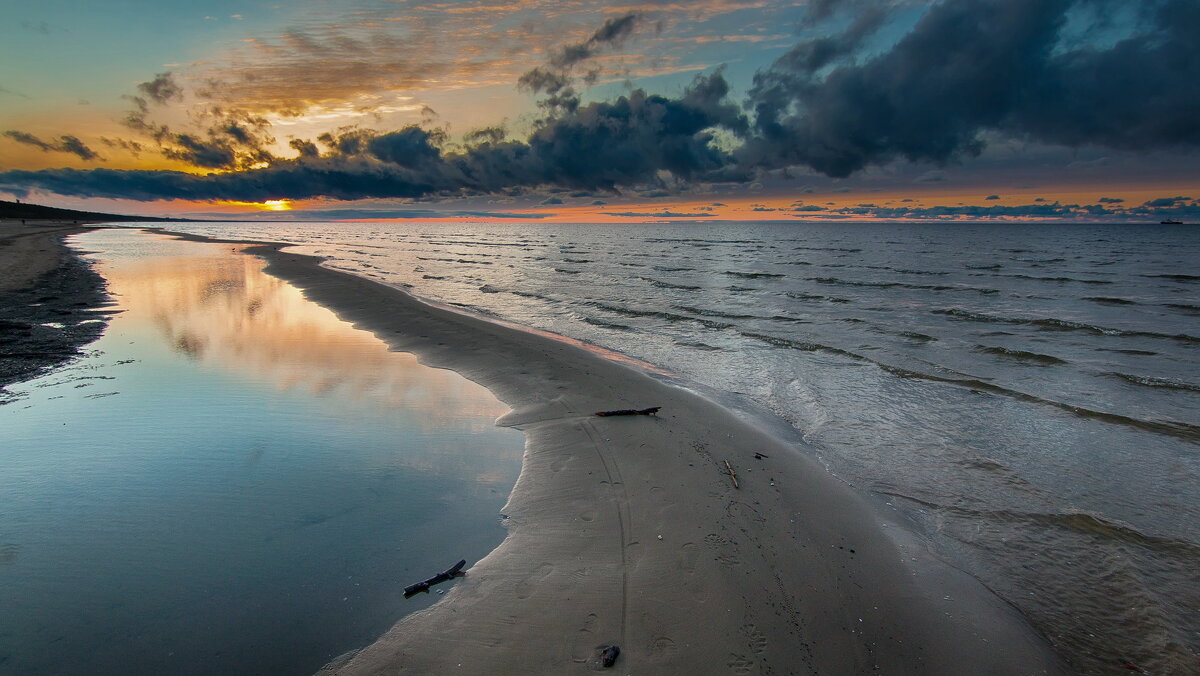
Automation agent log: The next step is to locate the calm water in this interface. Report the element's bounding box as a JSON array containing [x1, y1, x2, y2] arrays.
[[0, 230, 524, 675], [160, 220, 1199, 674]]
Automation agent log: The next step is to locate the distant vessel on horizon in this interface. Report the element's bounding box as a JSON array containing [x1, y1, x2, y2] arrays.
[[1160, 219, 1184, 225]]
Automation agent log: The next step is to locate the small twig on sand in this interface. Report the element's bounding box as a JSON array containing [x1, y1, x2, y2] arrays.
[[723, 460, 739, 489]]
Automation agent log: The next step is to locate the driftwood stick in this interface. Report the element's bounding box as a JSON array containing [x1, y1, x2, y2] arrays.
[[595, 406, 661, 417], [404, 559, 467, 598], [723, 460, 739, 489]]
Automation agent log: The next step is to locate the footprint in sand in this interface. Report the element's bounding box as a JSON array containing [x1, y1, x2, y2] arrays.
[[513, 562, 554, 600], [678, 542, 698, 573], [648, 635, 677, 657], [741, 623, 767, 655], [727, 653, 755, 674], [549, 454, 572, 473]]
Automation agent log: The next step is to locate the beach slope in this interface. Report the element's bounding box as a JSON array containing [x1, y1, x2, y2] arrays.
[[232, 240, 1065, 675], [0, 222, 110, 393]]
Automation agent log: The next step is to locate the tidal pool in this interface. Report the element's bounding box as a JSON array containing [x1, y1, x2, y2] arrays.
[[0, 229, 524, 674]]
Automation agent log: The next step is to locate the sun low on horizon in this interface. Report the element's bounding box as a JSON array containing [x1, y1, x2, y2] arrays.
[[1, 0, 1197, 224]]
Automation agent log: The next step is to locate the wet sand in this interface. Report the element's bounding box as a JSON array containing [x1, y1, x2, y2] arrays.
[[181, 234, 1064, 675], [0, 221, 111, 394]]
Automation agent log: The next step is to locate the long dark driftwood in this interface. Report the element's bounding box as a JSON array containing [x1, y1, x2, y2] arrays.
[[594, 406, 661, 417], [404, 559, 467, 598]]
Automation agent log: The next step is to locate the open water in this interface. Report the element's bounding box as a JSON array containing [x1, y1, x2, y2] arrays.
[[159, 219, 1199, 674]]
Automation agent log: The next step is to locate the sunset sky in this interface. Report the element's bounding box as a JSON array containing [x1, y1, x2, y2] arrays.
[[1, 0, 1196, 222]]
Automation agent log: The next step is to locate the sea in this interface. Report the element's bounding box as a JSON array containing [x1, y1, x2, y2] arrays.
[[155, 219, 1199, 674]]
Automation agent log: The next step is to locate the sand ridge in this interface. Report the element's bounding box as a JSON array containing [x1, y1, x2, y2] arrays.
[[157, 230, 1064, 674]]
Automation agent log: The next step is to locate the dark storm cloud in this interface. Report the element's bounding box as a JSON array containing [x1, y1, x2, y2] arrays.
[[737, 0, 1200, 177], [3, 130, 101, 161]]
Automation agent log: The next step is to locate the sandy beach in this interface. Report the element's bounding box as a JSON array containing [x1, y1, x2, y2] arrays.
[[0, 221, 111, 394], [167, 234, 1064, 675]]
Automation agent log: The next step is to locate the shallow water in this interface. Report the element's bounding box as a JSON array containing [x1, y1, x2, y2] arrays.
[[161, 219, 1199, 673], [0, 230, 524, 674]]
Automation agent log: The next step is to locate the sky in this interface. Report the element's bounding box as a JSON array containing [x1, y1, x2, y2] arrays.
[[0, 0, 1197, 222]]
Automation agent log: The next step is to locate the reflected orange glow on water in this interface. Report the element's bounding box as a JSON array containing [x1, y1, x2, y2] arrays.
[[99, 240, 511, 430]]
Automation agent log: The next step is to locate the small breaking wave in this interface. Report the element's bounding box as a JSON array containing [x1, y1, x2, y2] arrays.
[[1143, 274, 1200, 282], [417, 256, 493, 265], [511, 290, 558, 302], [934, 308, 1200, 343], [998, 274, 1112, 285], [1163, 303, 1200, 314], [785, 291, 851, 303], [879, 493, 1200, 557], [876, 364, 1200, 441], [724, 271, 785, 279], [1106, 372, 1200, 393], [582, 301, 732, 329], [641, 277, 701, 290], [674, 340, 722, 351], [673, 305, 759, 320], [1083, 297, 1139, 306], [582, 316, 632, 331], [975, 345, 1068, 366]]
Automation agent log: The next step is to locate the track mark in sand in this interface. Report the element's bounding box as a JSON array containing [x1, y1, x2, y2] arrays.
[[728, 653, 755, 674], [580, 419, 632, 649], [741, 623, 767, 655], [580, 612, 599, 634]]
